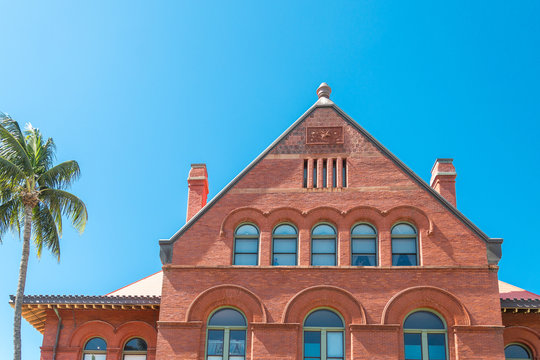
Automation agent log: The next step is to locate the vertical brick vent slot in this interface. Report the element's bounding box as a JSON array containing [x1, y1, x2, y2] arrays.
[[303, 158, 347, 189]]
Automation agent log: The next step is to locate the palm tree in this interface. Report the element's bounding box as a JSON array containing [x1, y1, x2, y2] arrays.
[[0, 112, 88, 360]]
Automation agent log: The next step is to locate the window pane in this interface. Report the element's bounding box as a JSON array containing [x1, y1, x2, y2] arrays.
[[229, 330, 246, 356], [351, 224, 376, 235], [85, 338, 107, 351], [234, 254, 257, 265], [235, 239, 258, 253], [392, 223, 416, 235], [352, 255, 376, 266], [312, 239, 336, 253], [312, 254, 335, 266], [274, 224, 297, 235], [305, 310, 343, 328], [209, 309, 246, 326], [208, 357, 223, 360], [304, 331, 321, 358], [229, 357, 245, 360], [124, 338, 147, 351], [352, 239, 376, 253], [312, 224, 336, 236], [505, 344, 531, 358], [392, 238, 416, 253], [274, 239, 297, 253], [404, 311, 445, 330], [404, 333, 422, 360], [428, 333, 446, 360], [84, 355, 106, 360], [327, 332, 344, 357], [207, 330, 224, 355], [236, 224, 258, 235], [392, 254, 417, 266], [273, 254, 296, 266], [124, 356, 146, 360]]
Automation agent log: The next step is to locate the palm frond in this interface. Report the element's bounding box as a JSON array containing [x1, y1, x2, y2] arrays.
[[40, 189, 87, 234], [38, 160, 80, 190], [0, 118, 32, 175], [0, 198, 22, 242], [0, 157, 26, 185], [32, 203, 60, 259]]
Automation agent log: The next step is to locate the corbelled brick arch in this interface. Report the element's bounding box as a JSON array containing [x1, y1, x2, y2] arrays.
[[382, 205, 433, 235], [381, 285, 470, 326], [504, 326, 540, 359], [116, 321, 158, 358], [186, 284, 267, 323], [282, 285, 366, 325], [219, 207, 266, 237], [69, 320, 116, 358]]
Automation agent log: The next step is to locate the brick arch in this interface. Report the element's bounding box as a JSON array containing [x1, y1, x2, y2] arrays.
[[282, 285, 366, 325], [186, 284, 267, 323], [342, 206, 384, 229], [304, 207, 343, 228], [266, 207, 306, 229], [69, 320, 116, 348], [220, 207, 267, 237], [384, 205, 433, 235], [116, 321, 158, 351], [382, 286, 470, 326], [504, 326, 540, 359]]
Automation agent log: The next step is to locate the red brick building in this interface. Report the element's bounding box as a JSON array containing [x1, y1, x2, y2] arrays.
[[14, 84, 539, 359]]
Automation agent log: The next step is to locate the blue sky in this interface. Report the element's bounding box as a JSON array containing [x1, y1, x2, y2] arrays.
[[0, 1, 539, 358]]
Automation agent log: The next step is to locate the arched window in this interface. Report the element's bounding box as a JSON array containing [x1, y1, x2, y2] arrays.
[[311, 224, 337, 266], [207, 308, 247, 360], [272, 224, 298, 266], [392, 223, 418, 266], [351, 223, 377, 266], [234, 224, 259, 265], [123, 338, 147, 359], [83, 337, 107, 360], [303, 309, 344, 360], [505, 344, 532, 359], [403, 310, 447, 360]]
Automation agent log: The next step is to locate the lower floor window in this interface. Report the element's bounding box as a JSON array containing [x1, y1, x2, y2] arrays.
[[83, 337, 107, 360], [403, 311, 447, 360], [505, 344, 532, 359], [207, 308, 247, 360], [303, 309, 344, 360]]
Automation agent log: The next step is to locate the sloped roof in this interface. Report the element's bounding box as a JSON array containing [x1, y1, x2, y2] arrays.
[[106, 270, 163, 296], [159, 89, 502, 264], [499, 280, 540, 310]]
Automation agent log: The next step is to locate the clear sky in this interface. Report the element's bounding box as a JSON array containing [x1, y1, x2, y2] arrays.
[[1, 1, 539, 358]]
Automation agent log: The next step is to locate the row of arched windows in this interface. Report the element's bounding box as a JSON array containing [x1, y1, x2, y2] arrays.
[[204, 307, 534, 360], [82, 337, 147, 359], [233, 222, 419, 267]]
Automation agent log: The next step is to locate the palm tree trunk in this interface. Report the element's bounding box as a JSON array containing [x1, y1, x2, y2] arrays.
[[13, 204, 32, 360]]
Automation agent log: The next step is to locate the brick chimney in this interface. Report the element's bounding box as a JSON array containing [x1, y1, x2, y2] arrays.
[[186, 164, 209, 222], [430, 158, 457, 207]]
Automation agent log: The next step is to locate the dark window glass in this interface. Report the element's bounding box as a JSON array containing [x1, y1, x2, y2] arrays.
[[323, 159, 327, 188], [351, 224, 377, 266], [273, 224, 298, 266], [313, 165, 317, 188], [404, 311, 445, 330], [305, 310, 343, 328], [207, 330, 224, 356], [505, 344, 532, 359], [303, 160, 308, 188], [85, 338, 107, 351], [312, 224, 337, 266], [229, 330, 246, 356], [427, 333, 446, 360], [234, 224, 259, 265], [209, 309, 247, 327], [342, 159, 347, 187], [304, 331, 321, 359], [404, 333, 422, 360], [332, 159, 336, 188], [392, 223, 418, 266], [124, 338, 147, 351]]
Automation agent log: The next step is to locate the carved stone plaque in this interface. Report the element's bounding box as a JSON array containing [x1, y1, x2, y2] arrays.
[[306, 126, 344, 145]]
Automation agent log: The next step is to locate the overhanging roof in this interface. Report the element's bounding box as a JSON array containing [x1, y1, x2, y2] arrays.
[[159, 95, 503, 264]]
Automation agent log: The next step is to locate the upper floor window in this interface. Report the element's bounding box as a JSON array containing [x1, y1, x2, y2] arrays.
[[303, 309, 344, 360], [123, 338, 147, 360], [505, 344, 532, 359], [234, 224, 259, 265], [392, 223, 418, 266], [403, 310, 447, 360], [83, 337, 107, 360], [272, 224, 298, 266], [311, 224, 337, 266], [351, 224, 377, 266], [207, 308, 247, 360]]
